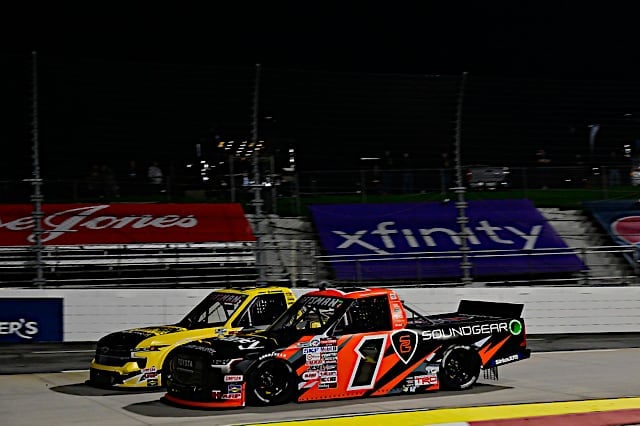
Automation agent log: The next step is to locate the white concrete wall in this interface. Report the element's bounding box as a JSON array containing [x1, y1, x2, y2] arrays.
[[2, 286, 640, 341]]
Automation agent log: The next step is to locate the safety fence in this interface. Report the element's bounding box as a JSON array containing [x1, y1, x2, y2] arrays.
[[0, 242, 259, 288], [1, 241, 637, 288], [2, 164, 639, 214]]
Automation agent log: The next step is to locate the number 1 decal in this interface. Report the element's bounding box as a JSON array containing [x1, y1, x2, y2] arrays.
[[347, 335, 388, 391]]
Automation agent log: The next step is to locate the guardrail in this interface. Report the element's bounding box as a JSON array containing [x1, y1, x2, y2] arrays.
[[2, 242, 638, 288], [0, 242, 259, 288]]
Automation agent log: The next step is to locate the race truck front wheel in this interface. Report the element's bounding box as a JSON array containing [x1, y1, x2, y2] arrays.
[[439, 345, 481, 390], [247, 358, 296, 405]]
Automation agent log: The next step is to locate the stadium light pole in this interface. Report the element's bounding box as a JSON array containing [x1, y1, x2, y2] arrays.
[[28, 51, 45, 288], [453, 72, 473, 285], [588, 123, 600, 164], [250, 63, 267, 283]]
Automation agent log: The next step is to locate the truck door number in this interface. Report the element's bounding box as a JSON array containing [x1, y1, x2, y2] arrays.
[[347, 335, 387, 390]]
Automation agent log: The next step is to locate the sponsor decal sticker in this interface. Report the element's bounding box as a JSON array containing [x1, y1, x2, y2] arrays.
[[322, 354, 337, 362], [392, 307, 404, 319], [177, 358, 194, 369], [224, 375, 243, 382], [391, 329, 418, 364], [494, 354, 519, 365], [425, 366, 439, 375], [414, 374, 438, 386], [222, 393, 242, 400], [228, 384, 242, 393], [301, 296, 343, 309], [509, 319, 523, 335], [306, 353, 321, 361], [302, 371, 319, 380], [422, 322, 508, 340]]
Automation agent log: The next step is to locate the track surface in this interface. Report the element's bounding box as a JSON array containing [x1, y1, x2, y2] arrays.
[[1, 335, 640, 425]]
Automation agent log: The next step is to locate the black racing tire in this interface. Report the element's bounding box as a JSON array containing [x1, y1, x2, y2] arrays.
[[439, 345, 481, 391], [246, 358, 296, 405]]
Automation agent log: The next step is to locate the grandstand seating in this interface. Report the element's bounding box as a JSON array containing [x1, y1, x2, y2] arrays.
[[0, 242, 259, 287], [1, 210, 636, 288]]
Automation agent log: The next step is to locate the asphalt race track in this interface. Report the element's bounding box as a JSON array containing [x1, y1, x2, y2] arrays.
[[1, 335, 640, 425]]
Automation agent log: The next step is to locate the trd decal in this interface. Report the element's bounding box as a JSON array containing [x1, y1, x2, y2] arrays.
[[390, 329, 418, 364], [347, 335, 387, 391]]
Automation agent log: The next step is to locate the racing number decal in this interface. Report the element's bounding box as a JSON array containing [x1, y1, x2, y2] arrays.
[[347, 335, 387, 391]]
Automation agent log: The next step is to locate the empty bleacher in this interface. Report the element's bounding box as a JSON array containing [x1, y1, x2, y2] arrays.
[[0, 242, 259, 288]]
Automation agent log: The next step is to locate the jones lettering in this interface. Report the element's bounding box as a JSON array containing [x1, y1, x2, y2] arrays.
[[0, 205, 198, 243]]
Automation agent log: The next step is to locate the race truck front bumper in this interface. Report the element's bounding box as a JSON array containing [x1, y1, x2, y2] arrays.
[[164, 380, 246, 408]]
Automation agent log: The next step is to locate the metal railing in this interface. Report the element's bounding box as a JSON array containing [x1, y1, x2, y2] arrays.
[[0, 241, 318, 288], [2, 241, 637, 288], [2, 164, 638, 205], [0, 242, 259, 288]]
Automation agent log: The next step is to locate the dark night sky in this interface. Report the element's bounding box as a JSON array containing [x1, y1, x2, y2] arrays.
[[3, 3, 640, 181], [10, 3, 637, 77]]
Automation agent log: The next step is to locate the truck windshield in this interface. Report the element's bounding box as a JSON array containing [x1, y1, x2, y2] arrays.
[[267, 295, 351, 334], [178, 292, 248, 328]]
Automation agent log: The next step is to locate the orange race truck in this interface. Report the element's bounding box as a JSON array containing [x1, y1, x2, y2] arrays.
[[163, 286, 530, 408]]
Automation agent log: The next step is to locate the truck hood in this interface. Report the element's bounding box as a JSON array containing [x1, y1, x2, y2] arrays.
[[176, 334, 277, 361], [97, 325, 187, 348]]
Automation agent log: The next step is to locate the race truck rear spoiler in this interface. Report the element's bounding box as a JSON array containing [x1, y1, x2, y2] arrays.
[[457, 300, 524, 318]]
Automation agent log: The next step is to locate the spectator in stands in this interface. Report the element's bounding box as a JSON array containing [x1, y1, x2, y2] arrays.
[[148, 161, 163, 185], [100, 163, 120, 200], [440, 152, 452, 194], [535, 148, 551, 165], [534, 148, 551, 189], [86, 163, 102, 199], [124, 160, 140, 196], [127, 160, 139, 181], [607, 151, 622, 186], [401, 152, 414, 194], [381, 150, 394, 194]]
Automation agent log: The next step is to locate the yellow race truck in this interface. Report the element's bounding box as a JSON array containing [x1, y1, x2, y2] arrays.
[[89, 286, 296, 388]]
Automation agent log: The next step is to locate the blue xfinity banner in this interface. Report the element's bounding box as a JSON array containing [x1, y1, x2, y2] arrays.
[[309, 200, 585, 280], [0, 298, 63, 343]]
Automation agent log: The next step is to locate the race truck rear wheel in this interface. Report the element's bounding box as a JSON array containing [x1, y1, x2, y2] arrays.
[[439, 345, 481, 390], [246, 358, 296, 405]]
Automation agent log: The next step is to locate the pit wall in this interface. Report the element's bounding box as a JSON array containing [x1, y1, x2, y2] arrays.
[[2, 286, 639, 342]]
